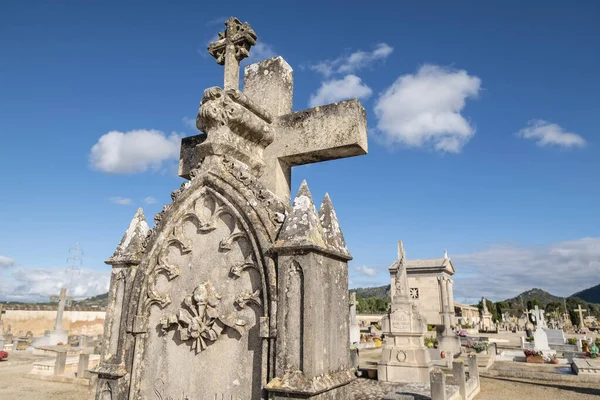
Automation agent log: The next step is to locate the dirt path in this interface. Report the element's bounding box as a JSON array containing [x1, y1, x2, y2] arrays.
[[0, 352, 89, 400], [479, 376, 600, 400]]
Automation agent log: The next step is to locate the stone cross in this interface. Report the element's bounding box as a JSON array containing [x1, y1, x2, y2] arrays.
[[207, 17, 257, 91], [573, 304, 587, 329], [50, 288, 73, 331], [180, 19, 367, 204]]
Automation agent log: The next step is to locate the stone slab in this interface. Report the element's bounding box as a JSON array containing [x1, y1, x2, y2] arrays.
[[30, 354, 100, 376], [572, 358, 600, 376]]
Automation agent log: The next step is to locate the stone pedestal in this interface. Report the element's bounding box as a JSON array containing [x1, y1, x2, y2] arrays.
[[378, 242, 433, 383], [377, 302, 433, 383]]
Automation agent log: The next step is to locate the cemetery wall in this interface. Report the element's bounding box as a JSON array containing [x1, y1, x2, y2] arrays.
[[3, 310, 105, 336]]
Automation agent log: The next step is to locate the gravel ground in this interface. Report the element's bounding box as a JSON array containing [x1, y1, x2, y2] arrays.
[[478, 376, 600, 400], [0, 351, 89, 400], [2, 348, 600, 399]]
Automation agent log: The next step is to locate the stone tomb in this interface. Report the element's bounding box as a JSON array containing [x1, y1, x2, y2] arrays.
[[92, 16, 367, 400], [378, 241, 433, 383]]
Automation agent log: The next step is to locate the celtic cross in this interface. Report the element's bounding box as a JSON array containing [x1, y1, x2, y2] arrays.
[[208, 17, 257, 91]]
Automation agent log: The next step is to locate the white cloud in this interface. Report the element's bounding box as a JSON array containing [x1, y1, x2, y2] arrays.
[[143, 196, 157, 205], [90, 129, 182, 174], [0, 267, 110, 302], [109, 197, 133, 205], [516, 120, 586, 149], [206, 16, 227, 27], [311, 43, 393, 77], [354, 266, 378, 277], [374, 64, 481, 153], [0, 256, 15, 269], [308, 75, 372, 107], [182, 116, 197, 130], [452, 238, 600, 302]]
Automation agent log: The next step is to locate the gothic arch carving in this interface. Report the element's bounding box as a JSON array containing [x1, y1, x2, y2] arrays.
[[125, 162, 280, 399]]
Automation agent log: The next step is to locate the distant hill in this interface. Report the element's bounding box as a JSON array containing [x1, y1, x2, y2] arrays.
[[350, 285, 391, 301], [571, 282, 600, 304], [503, 288, 564, 307], [74, 292, 109, 308]]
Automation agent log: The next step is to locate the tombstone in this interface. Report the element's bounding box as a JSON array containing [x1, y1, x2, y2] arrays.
[[378, 241, 433, 383], [349, 292, 360, 344], [545, 329, 566, 346], [91, 16, 367, 400]]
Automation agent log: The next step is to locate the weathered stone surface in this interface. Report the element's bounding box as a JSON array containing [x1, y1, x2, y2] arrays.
[[244, 56, 293, 118], [276, 180, 326, 250], [319, 193, 350, 257], [208, 17, 257, 91], [94, 15, 367, 400], [105, 208, 149, 265], [263, 99, 368, 203]]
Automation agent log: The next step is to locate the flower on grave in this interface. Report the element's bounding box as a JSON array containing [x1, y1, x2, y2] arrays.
[[524, 349, 542, 357], [457, 329, 468, 337], [0, 351, 7, 360]]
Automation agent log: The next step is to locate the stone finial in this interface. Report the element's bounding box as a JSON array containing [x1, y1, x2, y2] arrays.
[[444, 249, 448, 259], [275, 180, 326, 249], [318, 193, 350, 257], [106, 208, 150, 265], [208, 17, 257, 90]]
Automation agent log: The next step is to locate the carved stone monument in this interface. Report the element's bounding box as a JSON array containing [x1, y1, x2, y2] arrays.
[[378, 241, 433, 383], [92, 16, 367, 400], [36, 288, 73, 346], [479, 297, 493, 332]]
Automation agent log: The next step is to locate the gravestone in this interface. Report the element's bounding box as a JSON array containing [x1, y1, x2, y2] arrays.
[[378, 241, 433, 383], [349, 292, 360, 345], [544, 329, 565, 345], [92, 16, 367, 400]]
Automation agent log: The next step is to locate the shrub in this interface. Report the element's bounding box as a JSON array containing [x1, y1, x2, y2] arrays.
[[473, 342, 489, 353], [567, 338, 577, 345], [424, 336, 438, 348], [0, 351, 8, 361]]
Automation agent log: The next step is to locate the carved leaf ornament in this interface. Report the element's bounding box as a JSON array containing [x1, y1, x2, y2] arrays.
[[160, 282, 248, 353]]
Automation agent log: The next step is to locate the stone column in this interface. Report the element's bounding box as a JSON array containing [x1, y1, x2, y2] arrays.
[[91, 208, 149, 400], [447, 279, 456, 326], [439, 276, 449, 327], [267, 182, 355, 399], [468, 354, 479, 386], [453, 361, 466, 400], [55, 350, 67, 376], [430, 368, 447, 400], [78, 353, 90, 379]]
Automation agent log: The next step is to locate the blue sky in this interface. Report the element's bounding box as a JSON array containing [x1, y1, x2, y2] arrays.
[[1, 1, 599, 304]]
